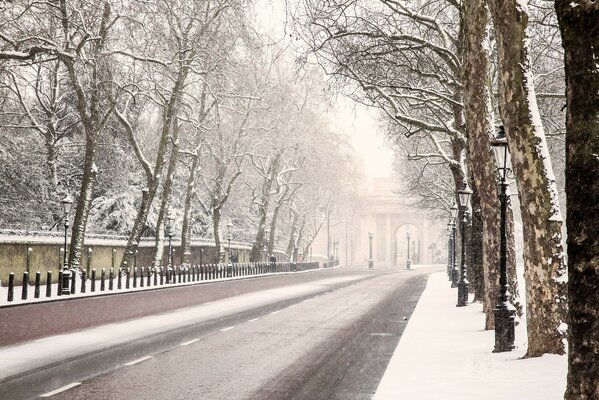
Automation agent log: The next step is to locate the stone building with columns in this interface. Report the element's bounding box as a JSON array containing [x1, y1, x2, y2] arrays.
[[314, 178, 444, 268]]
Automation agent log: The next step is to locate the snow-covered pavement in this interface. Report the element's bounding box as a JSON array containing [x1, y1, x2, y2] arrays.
[[373, 272, 567, 400]]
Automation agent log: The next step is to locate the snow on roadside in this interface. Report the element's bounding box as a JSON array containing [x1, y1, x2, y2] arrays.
[[374, 272, 567, 400]]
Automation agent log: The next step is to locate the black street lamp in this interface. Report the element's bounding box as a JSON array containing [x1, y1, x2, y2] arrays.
[[491, 126, 516, 352], [166, 212, 175, 283], [450, 203, 459, 287], [406, 231, 412, 270], [61, 195, 73, 295], [368, 232, 374, 269], [456, 184, 472, 307], [446, 220, 453, 280], [227, 220, 233, 277]]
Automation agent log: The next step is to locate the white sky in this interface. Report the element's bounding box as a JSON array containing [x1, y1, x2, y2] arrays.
[[253, 0, 394, 180], [331, 99, 394, 180]]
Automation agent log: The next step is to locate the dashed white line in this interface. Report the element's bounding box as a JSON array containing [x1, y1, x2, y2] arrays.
[[220, 326, 235, 332], [270, 310, 280, 315], [124, 355, 153, 366], [247, 318, 260, 322], [40, 382, 81, 397], [180, 338, 200, 346]]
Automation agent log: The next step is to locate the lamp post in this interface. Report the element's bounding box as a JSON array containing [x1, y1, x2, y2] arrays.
[[61, 195, 73, 295], [450, 203, 459, 288], [491, 126, 516, 352], [368, 232, 374, 269], [456, 184, 472, 307], [446, 221, 453, 280], [166, 212, 174, 283], [227, 220, 233, 277], [406, 231, 412, 270]]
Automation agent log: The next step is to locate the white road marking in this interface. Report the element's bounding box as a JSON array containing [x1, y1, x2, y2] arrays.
[[287, 304, 297, 308], [270, 310, 280, 315], [220, 326, 235, 332], [124, 355, 153, 366], [370, 333, 394, 337], [247, 318, 259, 322], [180, 339, 200, 346], [35, 335, 59, 342], [40, 382, 81, 397]]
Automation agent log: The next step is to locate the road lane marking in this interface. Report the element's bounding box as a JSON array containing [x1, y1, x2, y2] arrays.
[[40, 382, 81, 397], [287, 304, 297, 308], [124, 355, 153, 366], [247, 318, 259, 322], [270, 310, 280, 315], [220, 326, 235, 332], [370, 333, 394, 337], [180, 339, 200, 346], [35, 335, 59, 342]]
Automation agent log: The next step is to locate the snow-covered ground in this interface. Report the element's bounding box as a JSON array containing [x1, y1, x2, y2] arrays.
[[374, 272, 567, 400]]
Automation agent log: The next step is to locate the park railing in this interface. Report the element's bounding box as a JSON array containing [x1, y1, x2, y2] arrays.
[[1, 261, 321, 305]]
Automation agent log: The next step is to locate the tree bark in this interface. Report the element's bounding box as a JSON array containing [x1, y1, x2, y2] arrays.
[[488, 0, 567, 356], [118, 65, 188, 270], [250, 152, 282, 262], [468, 182, 485, 303], [181, 154, 199, 265], [152, 122, 181, 267], [554, 1, 599, 397], [66, 1, 112, 268], [463, 0, 501, 328]]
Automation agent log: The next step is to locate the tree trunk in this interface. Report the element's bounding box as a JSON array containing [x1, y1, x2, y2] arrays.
[[119, 66, 188, 270], [181, 154, 199, 265], [152, 123, 180, 267], [66, 1, 112, 269], [463, 0, 501, 328], [488, 0, 567, 356], [250, 153, 282, 262], [67, 137, 97, 268], [212, 206, 222, 261], [554, 1, 599, 397], [468, 182, 485, 303], [268, 203, 282, 257]]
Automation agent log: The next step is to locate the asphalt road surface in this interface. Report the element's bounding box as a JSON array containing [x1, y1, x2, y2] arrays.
[[0, 265, 438, 400]]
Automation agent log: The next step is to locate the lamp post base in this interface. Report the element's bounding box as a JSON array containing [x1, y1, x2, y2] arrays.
[[405, 259, 412, 270], [368, 260, 374, 269], [61, 269, 71, 295], [492, 306, 516, 352], [456, 280, 469, 307]]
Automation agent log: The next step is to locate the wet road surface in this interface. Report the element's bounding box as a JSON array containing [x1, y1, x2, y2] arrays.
[[0, 265, 438, 399]]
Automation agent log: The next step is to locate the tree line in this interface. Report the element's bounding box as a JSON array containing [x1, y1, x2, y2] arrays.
[[0, 0, 355, 269], [291, 0, 598, 397]]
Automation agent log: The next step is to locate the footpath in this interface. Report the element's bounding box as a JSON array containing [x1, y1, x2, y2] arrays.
[[373, 271, 567, 400]]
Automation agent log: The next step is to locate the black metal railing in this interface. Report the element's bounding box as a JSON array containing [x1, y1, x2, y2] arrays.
[[1, 261, 321, 304]]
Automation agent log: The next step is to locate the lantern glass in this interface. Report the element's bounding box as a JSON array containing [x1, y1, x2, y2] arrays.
[[166, 212, 174, 231], [450, 203, 458, 219], [368, 232, 373, 239], [491, 126, 512, 175], [458, 184, 473, 208], [61, 195, 73, 214]]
